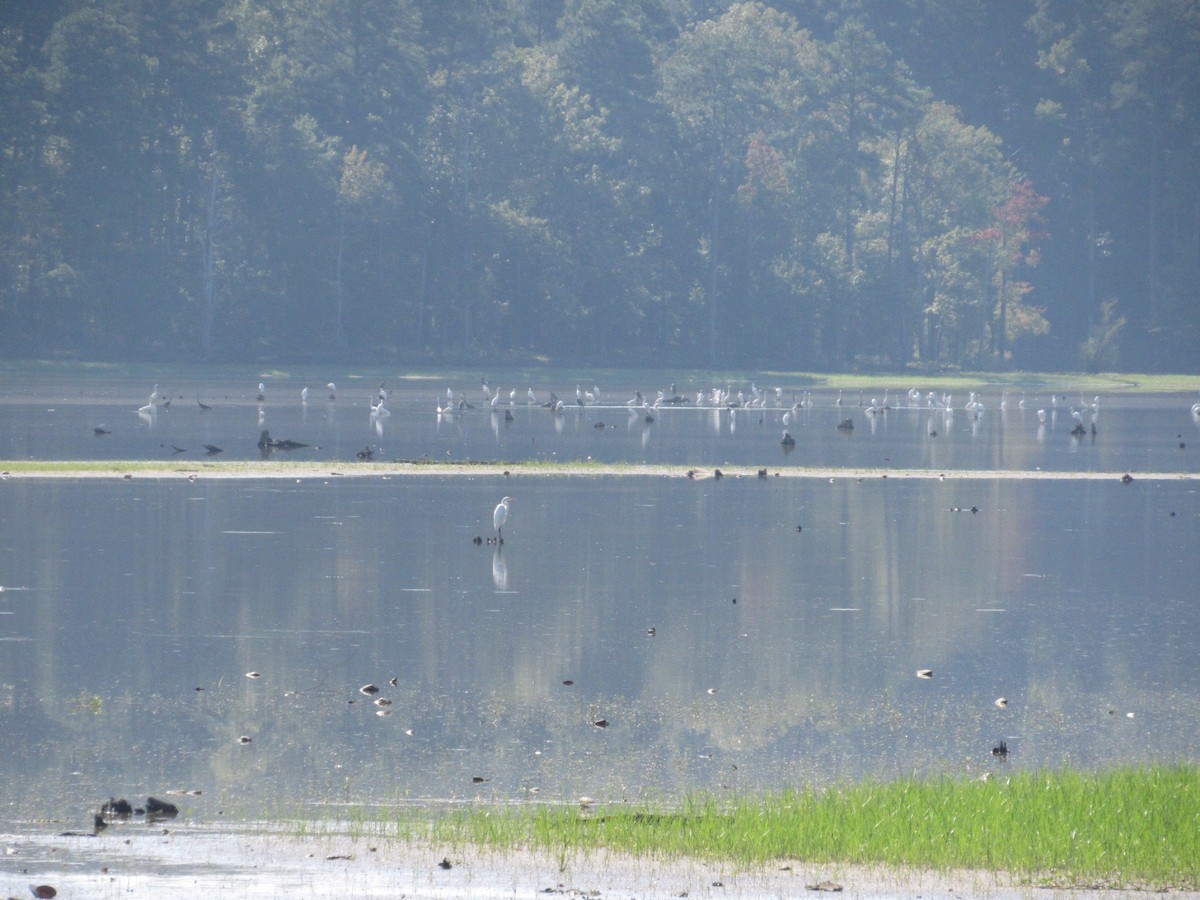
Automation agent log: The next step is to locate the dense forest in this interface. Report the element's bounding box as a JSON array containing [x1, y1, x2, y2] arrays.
[[1, 0, 1197, 371]]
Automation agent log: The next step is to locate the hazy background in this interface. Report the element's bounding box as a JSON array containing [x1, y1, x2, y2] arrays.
[[1, 1, 1197, 372]]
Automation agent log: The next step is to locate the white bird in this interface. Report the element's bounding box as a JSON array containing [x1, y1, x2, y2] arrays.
[[491, 388, 502, 408], [256, 382, 265, 402], [327, 382, 337, 400], [527, 387, 537, 405], [301, 387, 309, 403], [493, 496, 512, 543], [1037, 408, 1047, 423]]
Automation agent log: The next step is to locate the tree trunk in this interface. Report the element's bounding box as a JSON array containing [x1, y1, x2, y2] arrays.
[[200, 157, 219, 360]]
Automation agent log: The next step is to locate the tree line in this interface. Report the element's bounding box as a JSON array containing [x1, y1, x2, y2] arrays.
[[1, 0, 1196, 371]]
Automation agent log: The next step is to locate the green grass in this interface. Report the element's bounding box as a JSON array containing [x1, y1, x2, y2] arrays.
[[383, 767, 1200, 890]]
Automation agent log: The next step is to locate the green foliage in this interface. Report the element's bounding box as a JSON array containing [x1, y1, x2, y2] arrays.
[[419, 766, 1200, 888], [0, 1, 1197, 370], [1078, 298, 1126, 372]]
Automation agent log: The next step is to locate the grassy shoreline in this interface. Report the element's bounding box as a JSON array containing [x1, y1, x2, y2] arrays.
[[389, 766, 1199, 890]]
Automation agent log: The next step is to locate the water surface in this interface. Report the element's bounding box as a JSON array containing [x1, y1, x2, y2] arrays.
[[2, 471, 1196, 818], [2, 372, 1197, 472]]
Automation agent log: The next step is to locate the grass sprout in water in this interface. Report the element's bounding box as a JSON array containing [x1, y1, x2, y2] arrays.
[[405, 766, 1200, 890]]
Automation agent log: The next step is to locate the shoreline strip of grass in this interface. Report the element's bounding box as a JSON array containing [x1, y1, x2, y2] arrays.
[[401, 766, 1199, 890]]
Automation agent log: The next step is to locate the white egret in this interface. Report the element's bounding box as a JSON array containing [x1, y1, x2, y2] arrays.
[[327, 382, 337, 400], [301, 386, 309, 403], [527, 387, 537, 405], [493, 496, 512, 543], [256, 382, 265, 402]]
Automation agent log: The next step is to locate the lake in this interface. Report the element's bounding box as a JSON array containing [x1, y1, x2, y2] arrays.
[[1, 371, 1199, 821], [2, 371, 1198, 473]]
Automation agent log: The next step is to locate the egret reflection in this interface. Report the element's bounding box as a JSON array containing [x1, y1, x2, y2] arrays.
[[491, 547, 509, 590]]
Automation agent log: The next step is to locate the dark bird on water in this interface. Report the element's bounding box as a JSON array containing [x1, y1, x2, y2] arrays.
[[992, 740, 1008, 759], [94, 426, 111, 435], [145, 796, 179, 818], [259, 430, 308, 450], [103, 797, 133, 817], [203, 444, 223, 455]]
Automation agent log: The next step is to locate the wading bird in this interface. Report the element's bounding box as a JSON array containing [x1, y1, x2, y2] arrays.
[[493, 496, 512, 543]]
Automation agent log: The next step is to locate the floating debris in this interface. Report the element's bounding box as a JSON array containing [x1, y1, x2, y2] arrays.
[[995, 697, 1009, 708], [916, 669, 933, 679]]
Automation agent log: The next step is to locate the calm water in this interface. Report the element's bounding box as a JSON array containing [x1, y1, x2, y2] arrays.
[[2, 372, 1198, 472], [1, 468, 1198, 819], [2, 372, 1199, 825]]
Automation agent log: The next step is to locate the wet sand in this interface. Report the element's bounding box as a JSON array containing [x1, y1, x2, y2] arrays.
[[1, 459, 1196, 481], [4, 820, 1190, 900]]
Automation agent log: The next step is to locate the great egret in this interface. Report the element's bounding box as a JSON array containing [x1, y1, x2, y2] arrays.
[[301, 386, 309, 403], [493, 496, 512, 543]]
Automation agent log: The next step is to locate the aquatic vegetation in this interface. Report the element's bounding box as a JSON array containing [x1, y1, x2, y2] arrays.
[[406, 766, 1200, 890]]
